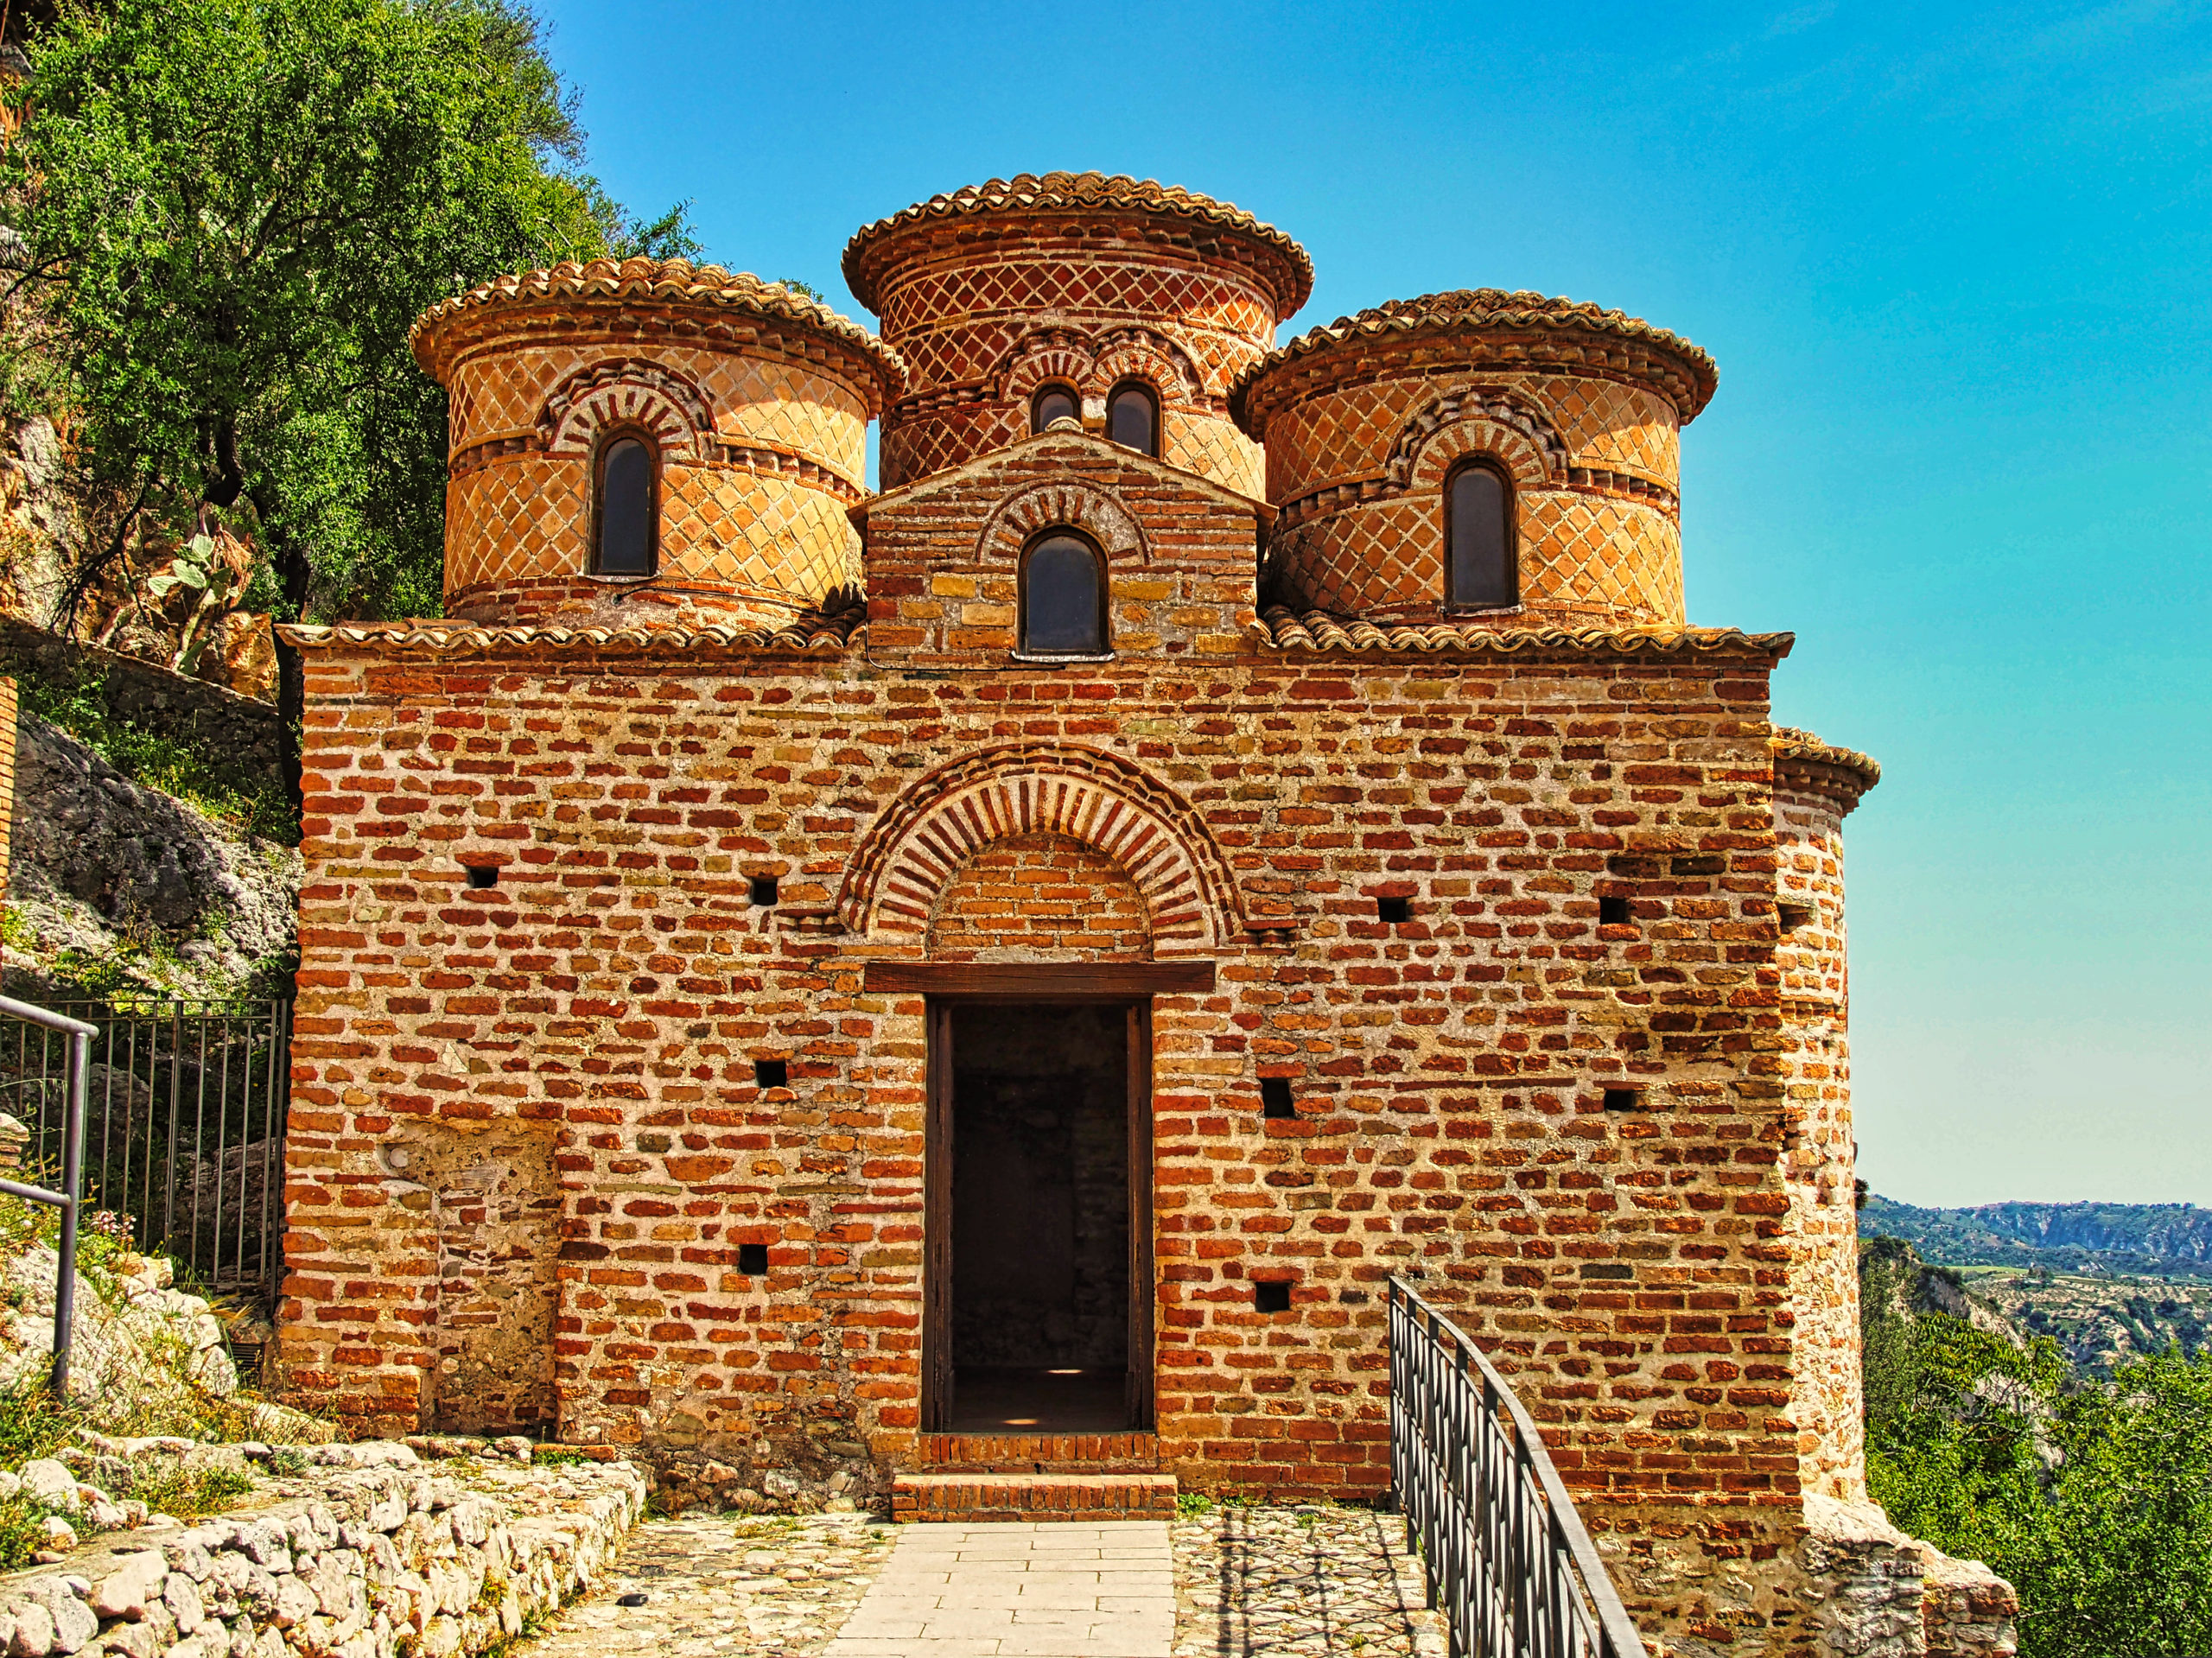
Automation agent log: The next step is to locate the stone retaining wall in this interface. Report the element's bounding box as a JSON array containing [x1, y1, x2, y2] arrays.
[[0, 617, 283, 792], [0, 1442, 644, 1658]]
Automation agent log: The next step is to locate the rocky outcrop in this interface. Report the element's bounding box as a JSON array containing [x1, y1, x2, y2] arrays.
[[0, 1443, 645, 1658], [0, 1247, 237, 1408], [5, 715, 299, 1001]]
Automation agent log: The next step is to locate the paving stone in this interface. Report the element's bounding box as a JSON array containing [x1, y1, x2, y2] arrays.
[[514, 1511, 899, 1657], [1171, 1503, 1448, 1656]]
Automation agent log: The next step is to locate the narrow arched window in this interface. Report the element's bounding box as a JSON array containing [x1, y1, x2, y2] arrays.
[[1020, 530, 1107, 656], [1031, 384, 1079, 432], [1446, 459, 1516, 609], [594, 433, 657, 577], [1106, 381, 1158, 456]]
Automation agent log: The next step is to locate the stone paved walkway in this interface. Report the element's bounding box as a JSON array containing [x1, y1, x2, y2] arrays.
[[515, 1510, 900, 1656], [1172, 1503, 1446, 1656], [512, 1502, 1442, 1658], [825, 1521, 1177, 1657]]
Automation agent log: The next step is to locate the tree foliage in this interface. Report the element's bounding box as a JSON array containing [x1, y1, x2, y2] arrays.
[[3, 0, 690, 626], [1866, 1257, 2212, 1658]]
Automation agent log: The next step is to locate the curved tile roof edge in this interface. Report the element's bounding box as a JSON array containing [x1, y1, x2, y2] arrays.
[[409, 257, 906, 394], [1255, 607, 1790, 658], [1772, 726, 1882, 792], [1230, 289, 1719, 428], [279, 613, 864, 655], [842, 172, 1315, 314]]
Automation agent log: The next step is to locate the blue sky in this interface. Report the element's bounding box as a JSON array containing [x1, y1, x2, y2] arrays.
[[534, 0, 2212, 1208]]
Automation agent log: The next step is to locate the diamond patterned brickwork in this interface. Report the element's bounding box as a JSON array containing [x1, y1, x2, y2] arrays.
[[1262, 371, 1678, 505], [436, 327, 872, 624], [443, 453, 859, 622], [1265, 491, 1683, 626], [1166, 413, 1263, 499], [855, 218, 1285, 491], [450, 346, 867, 480]]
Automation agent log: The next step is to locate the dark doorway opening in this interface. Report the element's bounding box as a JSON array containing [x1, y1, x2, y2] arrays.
[[925, 1000, 1152, 1433]]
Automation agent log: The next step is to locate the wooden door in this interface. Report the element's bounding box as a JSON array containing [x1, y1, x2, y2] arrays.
[[923, 1001, 955, 1432], [1126, 1002, 1155, 1429]]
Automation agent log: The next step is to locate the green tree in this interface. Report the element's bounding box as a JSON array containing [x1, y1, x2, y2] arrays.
[[3, 0, 693, 800], [1870, 1305, 2212, 1657]]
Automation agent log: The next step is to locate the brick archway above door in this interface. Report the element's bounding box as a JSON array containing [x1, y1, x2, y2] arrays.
[[837, 744, 1250, 954]]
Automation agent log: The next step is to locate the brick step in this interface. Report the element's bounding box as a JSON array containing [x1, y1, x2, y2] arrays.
[[920, 1432, 1160, 1474], [893, 1472, 1179, 1523]]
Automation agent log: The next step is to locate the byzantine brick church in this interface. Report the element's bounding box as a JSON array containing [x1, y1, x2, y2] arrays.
[[278, 174, 2003, 1648]]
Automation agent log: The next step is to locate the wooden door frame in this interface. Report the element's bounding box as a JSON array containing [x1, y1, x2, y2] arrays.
[[919, 991, 1161, 1434]]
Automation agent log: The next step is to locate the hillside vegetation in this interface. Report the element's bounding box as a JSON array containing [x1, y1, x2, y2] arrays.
[[1859, 1235, 2212, 1658], [1864, 1193, 2212, 1278]]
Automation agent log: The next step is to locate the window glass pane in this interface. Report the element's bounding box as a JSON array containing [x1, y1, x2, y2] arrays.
[[1023, 534, 1104, 654], [1033, 388, 1078, 430], [1448, 465, 1512, 607], [598, 438, 654, 575], [1108, 385, 1156, 455]]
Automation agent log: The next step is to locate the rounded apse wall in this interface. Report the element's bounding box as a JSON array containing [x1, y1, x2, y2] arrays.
[[1231, 290, 1718, 630], [410, 258, 904, 629], [843, 174, 1313, 497]]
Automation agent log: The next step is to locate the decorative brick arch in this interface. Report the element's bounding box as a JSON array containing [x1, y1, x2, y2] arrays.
[[838, 746, 1249, 953], [978, 480, 1147, 565], [1090, 328, 1206, 403], [995, 326, 1207, 408], [1384, 386, 1568, 490], [537, 358, 716, 458]]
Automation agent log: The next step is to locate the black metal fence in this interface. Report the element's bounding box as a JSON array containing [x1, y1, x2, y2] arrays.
[[0, 1000, 289, 1309], [1389, 1275, 1649, 1658]]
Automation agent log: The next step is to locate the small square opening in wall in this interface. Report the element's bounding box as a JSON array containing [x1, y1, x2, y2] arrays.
[[749, 876, 779, 907], [1603, 1089, 1643, 1113], [1254, 1281, 1293, 1314], [1376, 896, 1411, 924], [754, 1058, 789, 1090], [1599, 895, 1630, 925], [737, 1243, 769, 1276], [1260, 1078, 1296, 1120], [1778, 902, 1815, 932], [464, 864, 499, 889]]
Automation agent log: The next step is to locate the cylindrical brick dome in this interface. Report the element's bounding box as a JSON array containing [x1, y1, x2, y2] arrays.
[[410, 258, 904, 628], [1230, 291, 1717, 628], [842, 173, 1313, 496]]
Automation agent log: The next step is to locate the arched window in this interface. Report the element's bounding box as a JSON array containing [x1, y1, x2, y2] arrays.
[[1031, 384, 1079, 432], [1020, 530, 1107, 656], [1106, 380, 1159, 456], [594, 433, 658, 577], [1446, 459, 1516, 609]]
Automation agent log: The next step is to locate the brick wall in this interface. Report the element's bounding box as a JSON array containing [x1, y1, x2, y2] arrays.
[[277, 631, 1837, 1522]]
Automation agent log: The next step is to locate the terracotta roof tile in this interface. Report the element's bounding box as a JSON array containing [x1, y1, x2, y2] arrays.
[[1772, 726, 1882, 798], [1255, 607, 1790, 659], [409, 257, 905, 398], [1232, 289, 1719, 429], [280, 605, 863, 657], [842, 172, 1314, 314]]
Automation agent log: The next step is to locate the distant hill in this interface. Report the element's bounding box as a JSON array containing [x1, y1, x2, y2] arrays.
[[1863, 1195, 2212, 1279]]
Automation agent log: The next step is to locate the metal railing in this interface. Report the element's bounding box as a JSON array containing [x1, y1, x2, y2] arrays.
[[0, 995, 94, 1394], [1389, 1275, 1649, 1658], [0, 999, 289, 1310]]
